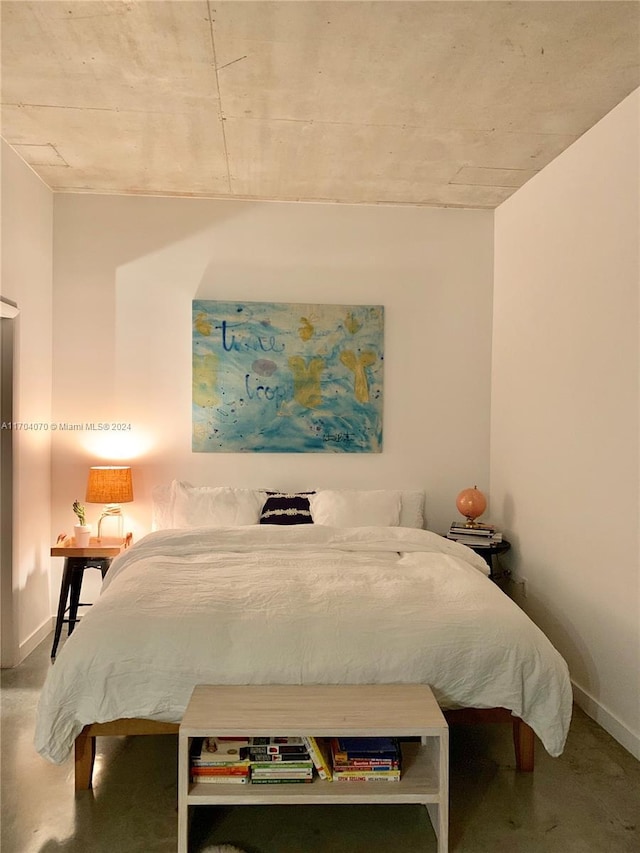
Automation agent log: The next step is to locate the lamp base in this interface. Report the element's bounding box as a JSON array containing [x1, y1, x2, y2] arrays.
[[96, 505, 123, 540]]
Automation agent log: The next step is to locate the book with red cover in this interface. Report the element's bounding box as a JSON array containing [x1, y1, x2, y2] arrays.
[[191, 764, 250, 777], [333, 758, 399, 770]]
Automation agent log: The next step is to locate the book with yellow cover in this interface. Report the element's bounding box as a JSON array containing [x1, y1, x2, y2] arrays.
[[302, 736, 333, 781], [333, 768, 401, 780]]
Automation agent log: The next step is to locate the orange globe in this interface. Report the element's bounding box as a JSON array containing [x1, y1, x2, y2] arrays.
[[456, 486, 487, 524]]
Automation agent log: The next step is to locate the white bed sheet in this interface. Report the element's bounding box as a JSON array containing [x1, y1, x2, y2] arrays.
[[35, 525, 572, 764]]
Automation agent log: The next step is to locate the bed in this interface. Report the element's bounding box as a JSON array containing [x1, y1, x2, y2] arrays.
[[34, 485, 573, 790]]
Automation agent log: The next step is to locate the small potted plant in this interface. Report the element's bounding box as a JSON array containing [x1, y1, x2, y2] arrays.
[[73, 500, 91, 547]]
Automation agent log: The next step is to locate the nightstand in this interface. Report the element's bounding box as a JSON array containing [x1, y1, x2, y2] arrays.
[[50, 534, 132, 660], [470, 539, 511, 588]]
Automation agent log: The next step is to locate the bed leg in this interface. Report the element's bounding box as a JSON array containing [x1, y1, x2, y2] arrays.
[[513, 717, 535, 772], [74, 728, 96, 791]]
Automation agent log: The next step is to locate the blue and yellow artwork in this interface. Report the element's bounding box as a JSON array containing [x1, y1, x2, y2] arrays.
[[192, 300, 384, 453]]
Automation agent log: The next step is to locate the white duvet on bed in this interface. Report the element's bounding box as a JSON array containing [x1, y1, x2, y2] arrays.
[[35, 525, 572, 764]]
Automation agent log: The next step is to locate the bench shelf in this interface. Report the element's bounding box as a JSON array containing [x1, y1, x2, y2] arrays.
[[178, 684, 448, 852]]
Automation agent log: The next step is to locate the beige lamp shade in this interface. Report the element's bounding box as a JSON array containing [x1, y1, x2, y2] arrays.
[[86, 466, 133, 504]]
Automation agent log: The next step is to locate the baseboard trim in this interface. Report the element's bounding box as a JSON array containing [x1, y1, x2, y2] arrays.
[[572, 680, 639, 760], [18, 616, 54, 664]]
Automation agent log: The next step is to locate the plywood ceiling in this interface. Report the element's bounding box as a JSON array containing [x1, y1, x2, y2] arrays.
[[2, 0, 639, 209]]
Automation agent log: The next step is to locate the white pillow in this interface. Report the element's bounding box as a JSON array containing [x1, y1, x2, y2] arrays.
[[309, 489, 401, 527], [151, 484, 173, 530], [399, 490, 425, 529], [171, 481, 263, 528]]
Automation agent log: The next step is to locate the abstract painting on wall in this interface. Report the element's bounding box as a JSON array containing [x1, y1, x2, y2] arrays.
[[192, 300, 384, 452]]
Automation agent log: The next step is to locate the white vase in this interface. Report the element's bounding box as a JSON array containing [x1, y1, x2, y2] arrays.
[[74, 524, 91, 547]]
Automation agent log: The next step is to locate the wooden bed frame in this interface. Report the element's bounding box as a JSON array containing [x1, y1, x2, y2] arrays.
[[73, 707, 535, 791]]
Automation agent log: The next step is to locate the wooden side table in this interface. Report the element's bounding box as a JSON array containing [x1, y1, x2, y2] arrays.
[[50, 534, 131, 660], [179, 684, 449, 853]]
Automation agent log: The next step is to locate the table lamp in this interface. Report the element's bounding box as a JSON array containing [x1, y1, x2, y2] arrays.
[[85, 465, 133, 539]]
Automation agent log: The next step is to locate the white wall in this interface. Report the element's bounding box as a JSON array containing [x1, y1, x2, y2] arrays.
[[51, 196, 493, 578], [1, 140, 53, 663], [492, 90, 639, 757]]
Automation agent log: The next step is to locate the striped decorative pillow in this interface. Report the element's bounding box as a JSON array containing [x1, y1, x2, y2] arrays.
[[259, 492, 315, 525]]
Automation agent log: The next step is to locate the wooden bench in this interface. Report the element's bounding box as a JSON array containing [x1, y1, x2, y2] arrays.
[[178, 684, 449, 853]]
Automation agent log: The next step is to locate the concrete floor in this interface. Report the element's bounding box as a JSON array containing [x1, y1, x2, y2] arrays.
[[1, 634, 639, 853]]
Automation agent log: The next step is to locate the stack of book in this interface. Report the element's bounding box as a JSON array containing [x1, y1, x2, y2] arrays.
[[330, 737, 401, 782], [190, 737, 251, 784], [248, 736, 314, 784], [446, 521, 502, 548]]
